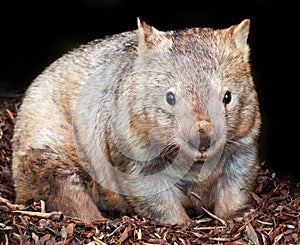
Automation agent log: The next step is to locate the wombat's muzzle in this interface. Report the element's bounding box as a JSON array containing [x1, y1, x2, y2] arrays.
[[188, 120, 216, 161]]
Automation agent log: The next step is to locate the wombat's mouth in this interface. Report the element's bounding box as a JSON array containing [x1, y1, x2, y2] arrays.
[[179, 139, 215, 162]]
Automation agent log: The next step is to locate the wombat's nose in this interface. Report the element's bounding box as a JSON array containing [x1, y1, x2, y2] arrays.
[[197, 120, 214, 151], [198, 121, 211, 135], [188, 120, 214, 151]]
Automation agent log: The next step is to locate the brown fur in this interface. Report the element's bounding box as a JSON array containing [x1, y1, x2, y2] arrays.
[[12, 18, 261, 225]]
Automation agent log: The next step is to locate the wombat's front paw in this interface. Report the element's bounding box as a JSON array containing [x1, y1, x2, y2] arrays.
[[232, 208, 256, 222], [216, 204, 255, 223], [158, 213, 192, 226]]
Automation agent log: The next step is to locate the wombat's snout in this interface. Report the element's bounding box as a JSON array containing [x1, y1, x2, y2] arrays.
[[187, 120, 216, 161]]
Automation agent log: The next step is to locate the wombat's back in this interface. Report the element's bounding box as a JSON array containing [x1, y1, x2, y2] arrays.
[[12, 30, 137, 158]]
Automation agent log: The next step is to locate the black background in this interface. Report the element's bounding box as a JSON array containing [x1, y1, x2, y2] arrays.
[[0, 0, 298, 181]]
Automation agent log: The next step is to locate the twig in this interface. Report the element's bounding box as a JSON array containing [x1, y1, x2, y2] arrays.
[[107, 223, 123, 237], [40, 200, 46, 213], [209, 237, 237, 242], [193, 226, 227, 230], [5, 108, 15, 124], [190, 191, 205, 206], [190, 191, 226, 226], [4, 233, 9, 245], [200, 206, 227, 226], [0, 196, 26, 210], [12, 210, 63, 219]]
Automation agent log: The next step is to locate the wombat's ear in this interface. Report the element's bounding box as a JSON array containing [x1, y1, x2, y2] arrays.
[[137, 17, 165, 51], [228, 19, 250, 58]]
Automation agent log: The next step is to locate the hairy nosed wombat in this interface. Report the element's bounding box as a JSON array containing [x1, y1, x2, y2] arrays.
[[11, 18, 261, 225]]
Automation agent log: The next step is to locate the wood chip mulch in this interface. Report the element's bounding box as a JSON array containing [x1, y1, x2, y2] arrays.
[[0, 93, 299, 245]]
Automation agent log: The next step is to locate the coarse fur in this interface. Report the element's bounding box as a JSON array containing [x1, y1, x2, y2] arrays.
[[11, 18, 261, 225]]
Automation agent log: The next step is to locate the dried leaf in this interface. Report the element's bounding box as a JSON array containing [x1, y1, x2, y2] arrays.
[[118, 225, 131, 243], [65, 223, 76, 237], [245, 222, 259, 244]]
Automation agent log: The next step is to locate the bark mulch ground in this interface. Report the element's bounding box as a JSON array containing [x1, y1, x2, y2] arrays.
[[0, 93, 299, 245]]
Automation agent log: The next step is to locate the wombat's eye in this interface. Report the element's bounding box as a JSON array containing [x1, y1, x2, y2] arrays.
[[223, 91, 232, 104], [166, 91, 176, 105]]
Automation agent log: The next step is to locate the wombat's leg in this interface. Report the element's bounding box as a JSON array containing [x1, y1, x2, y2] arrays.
[[213, 151, 258, 219], [125, 185, 191, 225], [46, 174, 104, 221], [13, 149, 103, 222]]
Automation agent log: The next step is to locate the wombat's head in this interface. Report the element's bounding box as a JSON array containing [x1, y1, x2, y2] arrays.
[[115, 18, 261, 167]]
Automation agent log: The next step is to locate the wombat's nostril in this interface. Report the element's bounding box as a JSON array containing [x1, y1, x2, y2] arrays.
[[198, 120, 212, 136], [198, 120, 210, 130]]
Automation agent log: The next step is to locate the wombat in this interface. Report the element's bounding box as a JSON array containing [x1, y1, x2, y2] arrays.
[[11, 18, 261, 225]]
